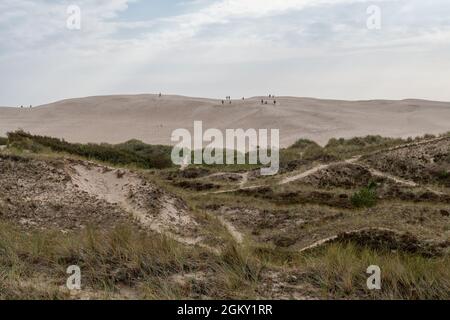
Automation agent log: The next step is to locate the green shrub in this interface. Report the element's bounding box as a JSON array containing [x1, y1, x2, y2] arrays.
[[436, 170, 449, 186], [290, 138, 320, 150], [0, 137, 7, 146], [7, 131, 173, 169], [351, 182, 378, 208], [302, 144, 327, 161], [438, 170, 449, 178]]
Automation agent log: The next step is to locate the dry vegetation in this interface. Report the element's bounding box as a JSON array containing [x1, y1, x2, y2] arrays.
[[0, 132, 449, 300]]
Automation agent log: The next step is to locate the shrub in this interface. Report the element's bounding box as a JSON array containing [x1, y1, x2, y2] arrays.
[[436, 170, 449, 186], [302, 144, 327, 161], [351, 182, 378, 208], [0, 137, 7, 146], [7, 131, 173, 169], [290, 138, 320, 150], [438, 170, 449, 178]]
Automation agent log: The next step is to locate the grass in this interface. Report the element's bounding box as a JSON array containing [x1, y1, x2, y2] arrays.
[[0, 221, 263, 299], [1, 219, 447, 300], [301, 243, 450, 300]]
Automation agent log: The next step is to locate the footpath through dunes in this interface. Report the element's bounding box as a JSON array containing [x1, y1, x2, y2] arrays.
[[0, 153, 202, 245], [191, 136, 450, 256], [1, 95, 450, 147], [203, 136, 449, 196]]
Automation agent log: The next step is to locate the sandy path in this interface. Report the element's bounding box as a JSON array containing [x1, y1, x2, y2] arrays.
[[207, 137, 447, 195], [366, 168, 418, 187], [205, 156, 437, 196], [205, 156, 361, 193], [217, 216, 244, 244], [280, 156, 361, 185], [280, 164, 330, 185], [298, 227, 399, 253], [239, 172, 249, 188]]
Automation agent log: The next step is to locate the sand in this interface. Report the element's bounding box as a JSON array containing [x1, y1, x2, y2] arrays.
[[0, 94, 449, 147], [69, 161, 201, 245]]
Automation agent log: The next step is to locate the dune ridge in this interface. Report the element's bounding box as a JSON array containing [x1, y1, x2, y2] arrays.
[[1, 94, 449, 147]]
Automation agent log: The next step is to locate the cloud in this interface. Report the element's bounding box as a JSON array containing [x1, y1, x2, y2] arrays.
[[1, 0, 450, 106]]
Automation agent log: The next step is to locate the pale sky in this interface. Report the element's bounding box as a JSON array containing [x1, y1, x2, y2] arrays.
[[1, 0, 450, 106]]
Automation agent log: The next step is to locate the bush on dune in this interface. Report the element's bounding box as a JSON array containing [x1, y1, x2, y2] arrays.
[[289, 138, 320, 150], [325, 135, 405, 155], [7, 130, 173, 169], [351, 181, 378, 208]]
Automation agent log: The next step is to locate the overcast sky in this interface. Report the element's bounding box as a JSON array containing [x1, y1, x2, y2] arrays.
[[1, 0, 450, 106]]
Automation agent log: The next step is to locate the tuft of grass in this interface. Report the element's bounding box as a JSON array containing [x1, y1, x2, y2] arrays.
[[351, 182, 378, 208]]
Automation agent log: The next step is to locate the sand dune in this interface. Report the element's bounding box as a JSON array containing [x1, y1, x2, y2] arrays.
[[0, 94, 449, 147]]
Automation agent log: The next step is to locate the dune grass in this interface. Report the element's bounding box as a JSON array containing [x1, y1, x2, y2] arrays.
[[301, 243, 450, 300], [0, 219, 448, 300], [0, 221, 263, 300], [1, 132, 449, 299]]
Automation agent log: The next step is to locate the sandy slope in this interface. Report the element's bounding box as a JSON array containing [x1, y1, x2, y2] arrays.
[[69, 162, 201, 245], [1, 94, 449, 147]]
